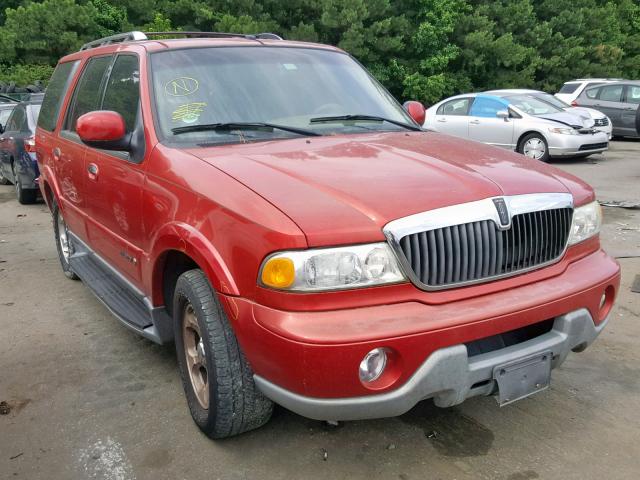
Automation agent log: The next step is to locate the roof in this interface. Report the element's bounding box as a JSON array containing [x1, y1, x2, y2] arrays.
[[61, 31, 342, 62]]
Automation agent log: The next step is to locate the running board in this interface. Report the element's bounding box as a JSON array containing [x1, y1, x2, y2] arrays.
[[68, 233, 173, 344]]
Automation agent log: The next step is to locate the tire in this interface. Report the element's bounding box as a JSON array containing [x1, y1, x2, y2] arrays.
[[13, 163, 37, 204], [173, 269, 273, 439], [0, 163, 9, 185], [518, 133, 550, 162], [52, 198, 79, 280]]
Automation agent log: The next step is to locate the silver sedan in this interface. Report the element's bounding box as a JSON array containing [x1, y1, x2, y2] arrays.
[[424, 92, 609, 162]]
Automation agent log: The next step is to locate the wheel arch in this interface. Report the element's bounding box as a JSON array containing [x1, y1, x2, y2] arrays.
[[150, 224, 240, 311], [516, 130, 548, 151]]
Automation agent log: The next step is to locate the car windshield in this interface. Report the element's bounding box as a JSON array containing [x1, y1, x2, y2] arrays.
[[151, 46, 414, 145], [505, 95, 564, 116], [533, 93, 570, 109]]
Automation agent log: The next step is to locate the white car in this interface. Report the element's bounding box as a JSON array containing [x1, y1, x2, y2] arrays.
[[555, 78, 624, 104], [424, 92, 609, 162], [488, 89, 612, 139]]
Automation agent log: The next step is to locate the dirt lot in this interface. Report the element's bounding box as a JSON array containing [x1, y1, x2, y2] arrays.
[[1, 140, 639, 480]]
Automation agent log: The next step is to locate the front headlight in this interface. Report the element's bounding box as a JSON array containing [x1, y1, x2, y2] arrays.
[[548, 127, 578, 135], [568, 201, 602, 245], [259, 243, 406, 291]]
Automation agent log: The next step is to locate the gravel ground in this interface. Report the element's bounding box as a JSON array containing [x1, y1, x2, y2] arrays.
[[0, 140, 639, 480]]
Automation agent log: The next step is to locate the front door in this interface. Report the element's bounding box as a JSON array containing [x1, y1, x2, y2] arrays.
[[468, 95, 515, 149], [82, 54, 146, 286], [621, 85, 640, 136]]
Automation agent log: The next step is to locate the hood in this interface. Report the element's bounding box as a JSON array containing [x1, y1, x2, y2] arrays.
[[565, 106, 605, 121], [188, 132, 593, 246], [538, 111, 594, 129]]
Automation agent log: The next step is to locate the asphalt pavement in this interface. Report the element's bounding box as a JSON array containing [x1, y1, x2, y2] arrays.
[[1, 140, 639, 480]]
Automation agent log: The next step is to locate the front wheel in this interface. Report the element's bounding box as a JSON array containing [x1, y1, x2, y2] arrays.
[[518, 133, 550, 162], [173, 269, 273, 439]]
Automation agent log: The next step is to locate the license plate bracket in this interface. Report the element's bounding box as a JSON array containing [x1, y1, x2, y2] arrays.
[[493, 351, 552, 406]]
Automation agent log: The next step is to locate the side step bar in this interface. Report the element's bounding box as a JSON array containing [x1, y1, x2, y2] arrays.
[[68, 233, 173, 344]]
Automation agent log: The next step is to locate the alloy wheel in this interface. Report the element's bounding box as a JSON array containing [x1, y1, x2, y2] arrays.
[[182, 303, 209, 409]]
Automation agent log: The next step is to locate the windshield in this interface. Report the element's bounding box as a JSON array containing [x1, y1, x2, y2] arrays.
[[533, 93, 570, 109], [151, 46, 413, 145], [505, 95, 564, 116]]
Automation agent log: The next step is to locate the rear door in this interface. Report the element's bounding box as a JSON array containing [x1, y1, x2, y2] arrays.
[[36, 60, 80, 210], [594, 84, 624, 130], [82, 54, 146, 285], [468, 95, 515, 149], [621, 84, 640, 136], [432, 97, 474, 138]]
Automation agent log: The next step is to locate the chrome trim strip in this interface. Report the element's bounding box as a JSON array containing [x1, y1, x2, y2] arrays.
[[383, 193, 574, 291]]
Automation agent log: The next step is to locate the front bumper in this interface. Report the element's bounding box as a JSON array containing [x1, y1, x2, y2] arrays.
[[548, 131, 609, 157], [221, 248, 619, 418], [255, 308, 607, 420]]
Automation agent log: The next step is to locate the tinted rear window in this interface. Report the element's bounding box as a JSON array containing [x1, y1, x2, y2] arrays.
[[558, 83, 580, 94], [38, 61, 79, 131]]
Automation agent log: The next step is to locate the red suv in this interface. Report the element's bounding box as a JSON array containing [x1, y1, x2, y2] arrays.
[[36, 32, 620, 439]]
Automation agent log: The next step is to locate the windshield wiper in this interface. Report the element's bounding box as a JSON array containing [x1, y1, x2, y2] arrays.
[[172, 122, 321, 137], [309, 114, 422, 131]]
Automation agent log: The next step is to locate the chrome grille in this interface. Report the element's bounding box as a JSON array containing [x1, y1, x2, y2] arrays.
[[593, 117, 609, 127], [383, 194, 574, 290]]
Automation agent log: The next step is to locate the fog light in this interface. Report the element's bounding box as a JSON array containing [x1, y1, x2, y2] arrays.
[[359, 348, 387, 383], [599, 293, 607, 309]]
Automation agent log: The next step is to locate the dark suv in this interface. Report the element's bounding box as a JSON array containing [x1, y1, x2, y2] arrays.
[[36, 31, 619, 439]]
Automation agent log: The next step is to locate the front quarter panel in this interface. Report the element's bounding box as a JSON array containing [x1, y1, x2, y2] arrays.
[[143, 144, 307, 305]]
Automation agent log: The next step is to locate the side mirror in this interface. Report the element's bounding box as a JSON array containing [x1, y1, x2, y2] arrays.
[[0, 125, 4, 134], [77, 110, 130, 150], [403, 100, 426, 126], [496, 110, 509, 120]]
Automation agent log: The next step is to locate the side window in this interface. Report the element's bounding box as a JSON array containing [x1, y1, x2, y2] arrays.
[[469, 97, 506, 118], [38, 60, 79, 132], [585, 87, 600, 99], [626, 85, 640, 105], [438, 98, 471, 116], [102, 55, 141, 132], [64, 56, 112, 132], [599, 85, 623, 102], [0, 108, 15, 130], [4, 106, 26, 132]]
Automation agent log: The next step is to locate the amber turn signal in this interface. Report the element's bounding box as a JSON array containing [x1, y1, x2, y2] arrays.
[[261, 257, 295, 289]]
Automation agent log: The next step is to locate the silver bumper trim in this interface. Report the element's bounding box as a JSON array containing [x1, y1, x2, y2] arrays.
[[254, 308, 607, 421]]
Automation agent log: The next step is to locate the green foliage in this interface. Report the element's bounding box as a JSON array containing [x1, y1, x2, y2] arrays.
[[0, 0, 638, 104], [0, 63, 54, 86]]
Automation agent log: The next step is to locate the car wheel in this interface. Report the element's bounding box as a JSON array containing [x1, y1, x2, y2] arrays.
[[173, 269, 273, 439], [518, 133, 550, 162], [12, 163, 37, 204], [52, 198, 79, 280], [0, 164, 9, 185]]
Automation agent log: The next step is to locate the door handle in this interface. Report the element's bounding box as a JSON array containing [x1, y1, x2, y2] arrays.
[[87, 163, 99, 181], [470, 120, 480, 125], [52, 147, 61, 161], [437, 118, 447, 122]]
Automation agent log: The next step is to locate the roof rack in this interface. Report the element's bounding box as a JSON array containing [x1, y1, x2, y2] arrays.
[[79, 31, 283, 51], [80, 31, 147, 50]]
